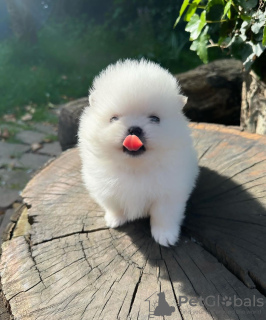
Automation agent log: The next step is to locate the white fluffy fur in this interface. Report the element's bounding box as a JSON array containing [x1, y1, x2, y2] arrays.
[[78, 59, 199, 246]]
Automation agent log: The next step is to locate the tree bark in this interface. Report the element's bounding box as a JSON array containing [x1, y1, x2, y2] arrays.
[[241, 70, 266, 135], [178, 59, 243, 125]]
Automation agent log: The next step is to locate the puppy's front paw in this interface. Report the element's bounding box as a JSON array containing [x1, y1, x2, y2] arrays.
[[151, 225, 180, 247], [105, 212, 127, 228]]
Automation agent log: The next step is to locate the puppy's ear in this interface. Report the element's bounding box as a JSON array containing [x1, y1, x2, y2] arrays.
[[89, 93, 95, 107], [177, 95, 188, 108]]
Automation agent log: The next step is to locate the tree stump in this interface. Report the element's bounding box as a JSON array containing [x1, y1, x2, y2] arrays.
[[1, 123, 266, 320]]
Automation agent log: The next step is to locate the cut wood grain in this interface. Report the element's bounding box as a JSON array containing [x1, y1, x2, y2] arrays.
[[1, 123, 266, 320]]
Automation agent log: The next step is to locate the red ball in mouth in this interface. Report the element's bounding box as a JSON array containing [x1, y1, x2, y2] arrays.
[[123, 134, 143, 151]]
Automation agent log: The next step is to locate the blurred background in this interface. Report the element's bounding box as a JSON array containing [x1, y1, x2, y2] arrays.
[[0, 0, 231, 122]]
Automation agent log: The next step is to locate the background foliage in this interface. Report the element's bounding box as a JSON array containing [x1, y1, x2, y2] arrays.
[[175, 0, 266, 73], [2, 0, 265, 120], [0, 0, 207, 118]]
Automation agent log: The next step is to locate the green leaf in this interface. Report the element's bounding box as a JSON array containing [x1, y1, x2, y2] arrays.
[[199, 11, 207, 33], [206, 0, 225, 12], [184, 0, 202, 22], [251, 22, 264, 34], [185, 11, 207, 40], [252, 9, 266, 21], [252, 28, 264, 42], [222, 0, 232, 19], [251, 10, 266, 34], [190, 26, 210, 63], [227, 8, 231, 19], [185, 14, 200, 39], [263, 25, 266, 46], [250, 42, 264, 57], [229, 36, 254, 70], [235, 0, 257, 10], [174, 0, 190, 27], [240, 14, 252, 21], [242, 42, 264, 70], [240, 20, 250, 41]]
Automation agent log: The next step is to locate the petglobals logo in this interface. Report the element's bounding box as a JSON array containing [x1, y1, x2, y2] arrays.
[[145, 291, 176, 319], [144, 292, 264, 319], [178, 295, 265, 308]]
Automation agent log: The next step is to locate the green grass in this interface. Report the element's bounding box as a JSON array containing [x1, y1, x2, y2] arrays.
[[31, 107, 58, 123], [44, 134, 58, 142], [0, 18, 204, 120]]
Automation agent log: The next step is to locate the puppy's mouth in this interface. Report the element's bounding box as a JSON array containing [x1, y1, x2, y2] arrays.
[[122, 134, 146, 157], [123, 145, 146, 156]]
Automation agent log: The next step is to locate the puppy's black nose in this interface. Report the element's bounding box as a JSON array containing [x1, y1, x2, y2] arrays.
[[128, 126, 143, 137]]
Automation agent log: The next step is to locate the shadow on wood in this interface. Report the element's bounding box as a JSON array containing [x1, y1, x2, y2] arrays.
[[0, 123, 265, 320]]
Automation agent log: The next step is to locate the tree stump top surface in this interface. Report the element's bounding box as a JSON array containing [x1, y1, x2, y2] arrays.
[[1, 123, 266, 320]]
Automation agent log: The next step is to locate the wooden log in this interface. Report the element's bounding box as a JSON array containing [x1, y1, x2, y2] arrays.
[[1, 123, 266, 320], [58, 98, 87, 151], [178, 59, 243, 125]]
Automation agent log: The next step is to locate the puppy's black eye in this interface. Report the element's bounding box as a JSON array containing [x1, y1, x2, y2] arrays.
[[110, 116, 119, 122], [149, 115, 160, 123]]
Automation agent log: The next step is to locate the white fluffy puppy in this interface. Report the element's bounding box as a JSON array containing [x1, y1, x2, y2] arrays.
[[78, 59, 198, 246]]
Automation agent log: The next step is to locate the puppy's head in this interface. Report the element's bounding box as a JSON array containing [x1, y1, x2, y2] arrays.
[[79, 59, 188, 166]]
